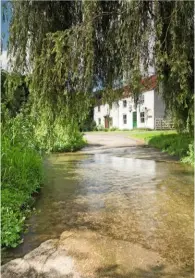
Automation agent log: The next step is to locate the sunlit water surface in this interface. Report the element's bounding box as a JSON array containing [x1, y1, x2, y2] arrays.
[[2, 147, 194, 276]]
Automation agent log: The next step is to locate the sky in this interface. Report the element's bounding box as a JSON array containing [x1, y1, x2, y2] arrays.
[[1, 0, 11, 69]]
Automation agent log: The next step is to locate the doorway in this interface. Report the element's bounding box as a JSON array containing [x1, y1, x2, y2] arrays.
[[104, 116, 109, 128]]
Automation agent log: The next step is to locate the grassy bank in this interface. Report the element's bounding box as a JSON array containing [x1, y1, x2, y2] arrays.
[[128, 130, 194, 165], [1, 116, 44, 248], [1, 113, 86, 248]]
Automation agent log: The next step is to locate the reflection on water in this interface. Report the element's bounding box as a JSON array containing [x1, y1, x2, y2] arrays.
[[2, 147, 194, 275]]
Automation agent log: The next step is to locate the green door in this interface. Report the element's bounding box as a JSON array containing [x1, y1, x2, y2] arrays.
[[133, 112, 137, 128]]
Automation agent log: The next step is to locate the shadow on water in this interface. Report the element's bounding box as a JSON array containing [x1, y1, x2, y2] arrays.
[[95, 264, 193, 278]]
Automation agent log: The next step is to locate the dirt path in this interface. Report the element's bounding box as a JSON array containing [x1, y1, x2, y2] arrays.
[[83, 132, 143, 151], [82, 132, 179, 162]]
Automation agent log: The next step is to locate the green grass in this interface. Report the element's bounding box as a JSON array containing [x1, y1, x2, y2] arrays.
[[1, 114, 86, 248], [128, 130, 194, 165], [1, 117, 44, 248], [126, 130, 177, 141]]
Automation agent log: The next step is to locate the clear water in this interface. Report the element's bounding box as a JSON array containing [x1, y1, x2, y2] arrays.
[[2, 147, 194, 277]]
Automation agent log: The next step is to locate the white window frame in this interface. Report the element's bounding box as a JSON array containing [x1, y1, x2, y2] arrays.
[[123, 114, 127, 124], [98, 105, 101, 112], [123, 100, 127, 108], [139, 94, 144, 104], [140, 112, 145, 123], [98, 118, 101, 125]]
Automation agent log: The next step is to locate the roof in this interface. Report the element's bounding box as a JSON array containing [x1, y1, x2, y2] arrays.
[[123, 75, 157, 97], [94, 75, 157, 104]]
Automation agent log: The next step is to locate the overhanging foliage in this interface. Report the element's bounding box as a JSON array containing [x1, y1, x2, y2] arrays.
[[5, 0, 194, 133]]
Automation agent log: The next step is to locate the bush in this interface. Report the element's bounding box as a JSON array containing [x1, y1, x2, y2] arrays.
[[109, 127, 119, 131], [182, 144, 194, 166], [80, 120, 97, 132], [94, 126, 119, 132], [1, 110, 86, 248], [96, 125, 105, 131], [1, 113, 43, 248], [34, 121, 87, 152], [1, 207, 25, 248], [132, 128, 153, 131], [52, 131, 87, 152]]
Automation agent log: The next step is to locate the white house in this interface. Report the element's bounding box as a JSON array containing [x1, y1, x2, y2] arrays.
[[94, 75, 167, 130]]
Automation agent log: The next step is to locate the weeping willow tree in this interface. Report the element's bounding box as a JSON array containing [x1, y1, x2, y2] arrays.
[[6, 0, 194, 134]]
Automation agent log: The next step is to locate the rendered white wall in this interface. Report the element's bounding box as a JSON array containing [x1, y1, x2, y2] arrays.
[[136, 90, 155, 129], [118, 98, 132, 129], [154, 90, 166, 118], [94, 89, 163, 130]]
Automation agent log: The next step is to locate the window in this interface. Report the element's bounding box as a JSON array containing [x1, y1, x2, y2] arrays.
[[123, 100, 127, 108], [123, 114, 127, 124], [140, 112, 145, 123], [98, 105, 101, 112], [98, 118, 101, 125], [139, 94, 144, 104]]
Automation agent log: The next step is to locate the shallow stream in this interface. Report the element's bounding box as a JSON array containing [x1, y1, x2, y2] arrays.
[[3, 146, 194, 277]]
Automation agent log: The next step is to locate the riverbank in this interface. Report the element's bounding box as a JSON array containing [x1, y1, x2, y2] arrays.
[[85, 130, 194, 165], [1, 111, 87, 249], [1, 134, 44, 248], [127, 130, 194, 165]]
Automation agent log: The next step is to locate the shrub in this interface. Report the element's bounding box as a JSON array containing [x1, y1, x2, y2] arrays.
[[52, 131, 87, 152], [80, 120, 97, 132], [132, 128, 153, 131], [1, 207, 25, 248], [1, 107, 87, 248], [34, 121, 87, 152], [182, 143, 194, 166], [1, 113, 43, 248], [109, 127, 119, 131], [96, 125, 105, 131]]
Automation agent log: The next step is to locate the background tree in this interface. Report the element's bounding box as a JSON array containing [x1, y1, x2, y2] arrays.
[[1, 70, 29, 119], [6, 0, 194, 134]]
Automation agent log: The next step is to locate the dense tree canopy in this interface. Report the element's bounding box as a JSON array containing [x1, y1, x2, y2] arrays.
[[1, 70, 29, 119], [5, 0, 194, 133]]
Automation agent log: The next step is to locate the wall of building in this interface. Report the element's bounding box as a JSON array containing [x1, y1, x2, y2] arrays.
[[110, 102, 119, 127], [118, 98, 132, 129], [94, 89, 164, 130], [154, 89, 166, 118], [94, 103, 108, 127], [136, 90, 155, 129]]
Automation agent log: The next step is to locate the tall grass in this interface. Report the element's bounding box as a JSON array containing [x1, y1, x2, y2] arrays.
[[127, 130, 194, 165], [147, 133, 193, 162], [1, 110, 87, 248], [1, 113, 44, 248]]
